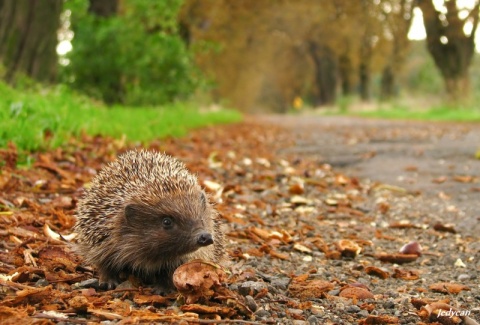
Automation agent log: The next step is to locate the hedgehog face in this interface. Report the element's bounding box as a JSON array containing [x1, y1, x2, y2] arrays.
[[117, 190, 214, 262]]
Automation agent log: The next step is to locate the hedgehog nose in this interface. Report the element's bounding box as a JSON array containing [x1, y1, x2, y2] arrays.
[[197, 232, 214, 246]]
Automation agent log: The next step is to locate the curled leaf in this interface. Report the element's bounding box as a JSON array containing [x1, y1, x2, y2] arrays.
[[173, 259, 227, 304]]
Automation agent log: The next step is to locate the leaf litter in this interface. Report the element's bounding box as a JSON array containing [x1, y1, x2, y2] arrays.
[[0, 119, 479, 324]]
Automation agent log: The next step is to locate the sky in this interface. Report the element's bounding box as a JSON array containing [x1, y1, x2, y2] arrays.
[[408, 0, 480, 53], [408, 7, 427, 40]]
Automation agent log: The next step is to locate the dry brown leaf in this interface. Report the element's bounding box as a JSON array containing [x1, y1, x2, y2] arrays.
[[365, 266, 390, 279], [376, 253, 419, 264], [339, 286, 374, 300], [67, 295, 90, 312], [419, 302, 478, 325], [289, 183, 305, 194], [392, 268, 420, 280], [433, 223, 457, 234], [389, 221, 420, 229], [180, 303, 236, 317], [432, 176, 448, 184], [336, 239, 362, 258], [37, 246, 78, 273], [133, 294, 168, 306], [358, 314, 399, 324], [250, 227, 271, 240], [288, 275, 334, 299], [269, 249, 290, 260], [453, 175, 474, 183], [429, 282, 470, 294], [173, 259, 227, 304]]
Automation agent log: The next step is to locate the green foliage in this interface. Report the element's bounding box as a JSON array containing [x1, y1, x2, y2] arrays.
[[405, 56, 443, 95], [0, 80, 241, 153], [352, 104, 480, 121], [63, 0, 203, 106]]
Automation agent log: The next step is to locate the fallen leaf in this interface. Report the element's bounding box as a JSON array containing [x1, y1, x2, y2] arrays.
[[358, 314, 399, 324], [365, 266, 389, 279], [339, 286, 374, 300], [173, 259, 227, 304], [433, 223, 456, 234], [392, 268, 420, 280], [432, 176, 448, 184], [180, 304, 236, 317], [429, 282, 470, 294], [133, 294, 168, 307], [453, 175, 473, 183], [288, 275, 334, 299], [336, 239, 362, 258], [376, 253, 419, 264], [289, 183, 304, 194]]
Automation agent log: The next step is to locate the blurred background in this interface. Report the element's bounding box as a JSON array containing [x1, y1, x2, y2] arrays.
[[1, 0, 480, 114]]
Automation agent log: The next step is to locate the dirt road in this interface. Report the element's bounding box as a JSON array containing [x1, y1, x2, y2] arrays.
[[261, 115, 480, 236]]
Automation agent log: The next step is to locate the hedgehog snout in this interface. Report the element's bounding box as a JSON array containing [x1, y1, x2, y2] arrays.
[[197, 232, 214, 246]]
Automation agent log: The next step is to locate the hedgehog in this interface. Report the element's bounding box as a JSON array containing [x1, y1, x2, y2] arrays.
[[74, 149, 225, 290]]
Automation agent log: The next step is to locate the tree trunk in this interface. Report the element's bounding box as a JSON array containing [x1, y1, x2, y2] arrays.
[[308, 42, 337, 106], [418, 0, 479, 101], [338, 53, 353, 96], [0, 0, 62, 83], [88, 0, 118, 17], [380, 0, 414, 100], [358, 62, 370, 101], [380, 65, 395, 99]]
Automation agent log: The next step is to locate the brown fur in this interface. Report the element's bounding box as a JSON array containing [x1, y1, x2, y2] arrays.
[[74, 150, 225, 289]]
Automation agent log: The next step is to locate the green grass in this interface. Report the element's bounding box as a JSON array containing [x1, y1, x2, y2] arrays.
[[354, 104, 480, 121], [0, 81, 242, 152]]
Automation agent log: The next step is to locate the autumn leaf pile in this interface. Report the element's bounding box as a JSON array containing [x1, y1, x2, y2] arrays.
[[0, 120, 478, 324]]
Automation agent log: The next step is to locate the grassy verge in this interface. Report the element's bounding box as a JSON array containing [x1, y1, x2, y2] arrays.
[[354, 104, 480, 121], [0, 81, 242, 152], [312, 95, 480, 122]]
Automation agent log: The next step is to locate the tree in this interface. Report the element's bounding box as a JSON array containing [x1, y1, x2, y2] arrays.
[[380, 0, 415, 99], [0, 0, 63, 83], [88, 0, 118, 17], [66, 0, 200, 106], [418, 0, 480, 101]]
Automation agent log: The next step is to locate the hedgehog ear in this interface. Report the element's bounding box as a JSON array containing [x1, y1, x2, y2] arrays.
[[124, 204, 141, 224]]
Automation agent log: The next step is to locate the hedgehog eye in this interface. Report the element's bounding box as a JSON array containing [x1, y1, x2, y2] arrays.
[[162, 217, 173, 229]]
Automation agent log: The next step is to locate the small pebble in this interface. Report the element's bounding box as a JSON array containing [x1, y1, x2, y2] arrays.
[[307, 315, 318, 325], [270, 277, 290, 290], [383, 301, 395, 309], [357, 310, 369, 317], [75, 278, 99, 289], [346, 305, 360, 313], [328, 289, 340, 296], [238, 281, 268, 296], [245, 295, 258, 312], [457, 274, 470, 281], [287, 308, 304, 316], [385, 290, 399, 298], [35, 279, 49, 287], [254, 308, 271, 319]]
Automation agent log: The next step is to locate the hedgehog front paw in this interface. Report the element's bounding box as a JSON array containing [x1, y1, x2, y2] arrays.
[[98, 278, 120, 290], [98, 271, 121, 290]]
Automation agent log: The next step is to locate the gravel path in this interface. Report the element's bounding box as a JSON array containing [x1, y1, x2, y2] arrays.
[[260, 115, 480, 236]]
